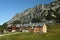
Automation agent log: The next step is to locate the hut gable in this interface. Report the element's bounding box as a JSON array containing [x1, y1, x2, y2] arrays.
[[42, 24, 47, 33], [7, 24, 12, 27], [16, 24, 20, 27]]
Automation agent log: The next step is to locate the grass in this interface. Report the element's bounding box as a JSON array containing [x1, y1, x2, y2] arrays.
[[0, 24, 60, 40]]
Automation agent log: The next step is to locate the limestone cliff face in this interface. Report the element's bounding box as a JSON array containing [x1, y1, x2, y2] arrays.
[[7, 0, 60, 24]]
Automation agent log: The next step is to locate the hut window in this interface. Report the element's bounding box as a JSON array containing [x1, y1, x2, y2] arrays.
[[58, 3, 60, 5], [28, 26, 31, 28], [33, 26, 35, 28], [39, 26, 42, 28]]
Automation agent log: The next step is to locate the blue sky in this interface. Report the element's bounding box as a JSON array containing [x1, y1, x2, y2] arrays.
[[0, 0, 54, 25]]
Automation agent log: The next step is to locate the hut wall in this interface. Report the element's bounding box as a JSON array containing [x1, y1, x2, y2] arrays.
[[42, 24, 47, 33]]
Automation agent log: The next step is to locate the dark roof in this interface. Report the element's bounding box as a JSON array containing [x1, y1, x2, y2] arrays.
[[20, 23, 44, 27], [7, 23, 45, 27]]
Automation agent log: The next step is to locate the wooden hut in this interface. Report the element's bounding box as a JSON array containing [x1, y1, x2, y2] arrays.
[[7, 24, 16, 32], [24, 23, 47, 33], [7, 23, 47, 33]]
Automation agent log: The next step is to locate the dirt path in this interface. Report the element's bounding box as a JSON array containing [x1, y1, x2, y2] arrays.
[[0, 32, 20, 37]]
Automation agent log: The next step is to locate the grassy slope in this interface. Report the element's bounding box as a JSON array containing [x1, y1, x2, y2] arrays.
[[0, 24, 60, 40]]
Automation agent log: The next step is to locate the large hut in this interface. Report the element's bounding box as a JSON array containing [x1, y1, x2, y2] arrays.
[[7, 23, 47, 33]]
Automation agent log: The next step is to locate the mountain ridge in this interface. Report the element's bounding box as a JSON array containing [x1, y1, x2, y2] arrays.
[[7, 0, 60, 25]]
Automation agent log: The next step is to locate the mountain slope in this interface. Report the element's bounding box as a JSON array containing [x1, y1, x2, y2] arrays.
[[7, 0, 60, 24]]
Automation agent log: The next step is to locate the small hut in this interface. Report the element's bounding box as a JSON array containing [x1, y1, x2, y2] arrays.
[[7, 24, 16, 32], [28, 23, 47, 33]]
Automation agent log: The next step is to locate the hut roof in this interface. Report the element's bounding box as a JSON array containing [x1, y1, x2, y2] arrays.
[[20, 23, 45, 27], [7, 24, 12, 27], [7, 23, 45, 27]]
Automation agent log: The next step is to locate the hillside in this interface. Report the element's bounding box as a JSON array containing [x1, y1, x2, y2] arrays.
[[6, 0, 60, 25], [0, 24, 60, 40]]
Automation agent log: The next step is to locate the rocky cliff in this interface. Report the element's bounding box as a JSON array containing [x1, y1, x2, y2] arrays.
[[7, 0, 60, 24]]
